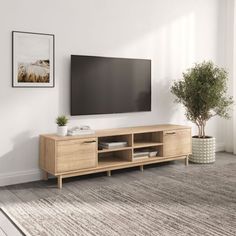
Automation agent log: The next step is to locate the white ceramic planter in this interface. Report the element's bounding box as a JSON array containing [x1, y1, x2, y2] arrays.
[[190, 136, 215, 163], [57, 126, 68, 136]]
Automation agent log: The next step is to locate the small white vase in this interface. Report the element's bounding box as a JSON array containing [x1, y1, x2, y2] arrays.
[[190, 136, 216, 163], [57, 126, 68, 136]]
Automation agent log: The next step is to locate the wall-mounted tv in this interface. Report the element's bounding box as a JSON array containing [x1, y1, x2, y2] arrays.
[[71, 55, 151, 115]]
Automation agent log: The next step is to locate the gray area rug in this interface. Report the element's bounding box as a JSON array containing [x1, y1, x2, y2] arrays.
[[1, 153, 236, 236]]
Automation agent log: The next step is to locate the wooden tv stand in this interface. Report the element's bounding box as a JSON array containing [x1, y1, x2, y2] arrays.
[[40, 124, 191, 188]]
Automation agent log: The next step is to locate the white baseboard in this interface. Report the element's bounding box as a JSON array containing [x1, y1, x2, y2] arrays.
[[0, 169, 42, 187], [216, 142, 225, 152]]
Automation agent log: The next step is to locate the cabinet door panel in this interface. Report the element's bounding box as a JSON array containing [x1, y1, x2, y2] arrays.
[[163, 129, 191, 157], [56, 138, 97, 173]]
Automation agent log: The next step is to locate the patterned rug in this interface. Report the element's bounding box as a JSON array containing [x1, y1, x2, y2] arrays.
[[1, 157, 236, 236]]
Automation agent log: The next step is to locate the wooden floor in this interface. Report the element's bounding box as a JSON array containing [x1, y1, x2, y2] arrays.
[[0, 210, 22, 236], [0, 152, 235, 236]]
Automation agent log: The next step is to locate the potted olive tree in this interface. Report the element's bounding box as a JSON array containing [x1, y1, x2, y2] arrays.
[[56, 115, 68, 136], [171, 61, 233, 163]]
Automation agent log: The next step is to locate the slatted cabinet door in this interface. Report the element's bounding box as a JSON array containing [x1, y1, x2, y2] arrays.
[[56, 138, 98, 173], [163, 129, 191, 157]]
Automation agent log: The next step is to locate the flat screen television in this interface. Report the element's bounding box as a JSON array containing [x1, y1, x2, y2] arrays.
[[71, 55, 151, 115]]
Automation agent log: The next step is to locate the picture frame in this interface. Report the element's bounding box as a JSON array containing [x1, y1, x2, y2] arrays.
[[12, 31, 55, 88]]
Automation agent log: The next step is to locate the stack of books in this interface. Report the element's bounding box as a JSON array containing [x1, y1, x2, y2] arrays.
[[133, 150, 158, 160], [99, 141, 128, 149], [133, 151, 150, 158], [67, 126, 95, 136]]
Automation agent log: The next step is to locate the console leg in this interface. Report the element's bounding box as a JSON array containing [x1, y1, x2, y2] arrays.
[[140, 165, 144, 172], [107, 170, 111, 177], [57, 176, 62, 189], [42, 171, 48, 181], [185, 155, 189, 166]]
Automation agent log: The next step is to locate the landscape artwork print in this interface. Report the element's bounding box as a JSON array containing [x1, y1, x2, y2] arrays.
[[12, 31, 54, 87]]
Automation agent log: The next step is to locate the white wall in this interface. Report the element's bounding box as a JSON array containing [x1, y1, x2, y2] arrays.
[[224, 0, 236, 154], [0, 0, 226, 186]]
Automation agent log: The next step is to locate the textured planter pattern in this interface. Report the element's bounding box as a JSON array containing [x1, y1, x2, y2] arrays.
[[190, 137, 215, 163]]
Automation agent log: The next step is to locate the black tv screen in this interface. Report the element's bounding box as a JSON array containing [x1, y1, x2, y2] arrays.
[[71, 55, 151, 115]]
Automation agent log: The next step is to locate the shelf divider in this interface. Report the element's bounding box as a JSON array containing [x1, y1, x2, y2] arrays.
[[133, 142, 163, 148], [98, 146, 132, 153]]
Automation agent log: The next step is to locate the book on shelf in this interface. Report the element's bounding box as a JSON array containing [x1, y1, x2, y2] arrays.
[[133, 150, 158, 158], [99, 141, 128, 149], [68, 129, 95, 136], [133, 151, 150, 157], [67, 126, 95, 136]]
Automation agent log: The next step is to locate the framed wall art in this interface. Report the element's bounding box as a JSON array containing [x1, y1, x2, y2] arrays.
[[12, 31, 55, 88]]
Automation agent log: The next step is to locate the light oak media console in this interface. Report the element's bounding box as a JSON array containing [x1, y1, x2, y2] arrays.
[[40, 124, 192, 188]]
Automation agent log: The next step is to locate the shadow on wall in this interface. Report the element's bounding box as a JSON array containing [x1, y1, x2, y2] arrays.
[[154, 78, 177, 123], [0, 132, 39, 175]]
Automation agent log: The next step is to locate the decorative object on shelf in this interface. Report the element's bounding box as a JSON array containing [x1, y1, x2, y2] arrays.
[[68, 126, 95, 136], [149, 151, 158, 157], [171, 61, 233, 163], [12, 31, 55, 88], [56, 115, 68, 136]]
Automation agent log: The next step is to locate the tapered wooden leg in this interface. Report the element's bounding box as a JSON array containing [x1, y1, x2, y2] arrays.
[[57, 176, 62, 189], [140, 165, 144, 172], [107, 170, 111, 177], [185, 155, 189, 166], [42, 171, 48, 180]]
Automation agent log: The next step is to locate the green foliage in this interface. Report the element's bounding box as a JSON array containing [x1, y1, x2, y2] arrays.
[[56, 115, 68, 126], [171, 61, 233, 138]]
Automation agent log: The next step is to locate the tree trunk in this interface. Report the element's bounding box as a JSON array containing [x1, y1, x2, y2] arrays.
[[202, 123, 206, 138], [199, 124, 202, 138], [197, 124, 201, 138], [196, 120, 206, 138]]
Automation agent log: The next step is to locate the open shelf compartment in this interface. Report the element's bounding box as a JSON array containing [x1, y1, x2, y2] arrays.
[[133, 146, 163, 161], [133, 131, 163, 148], [98, 134, 132, 152], [98, 149, 133, 168]]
